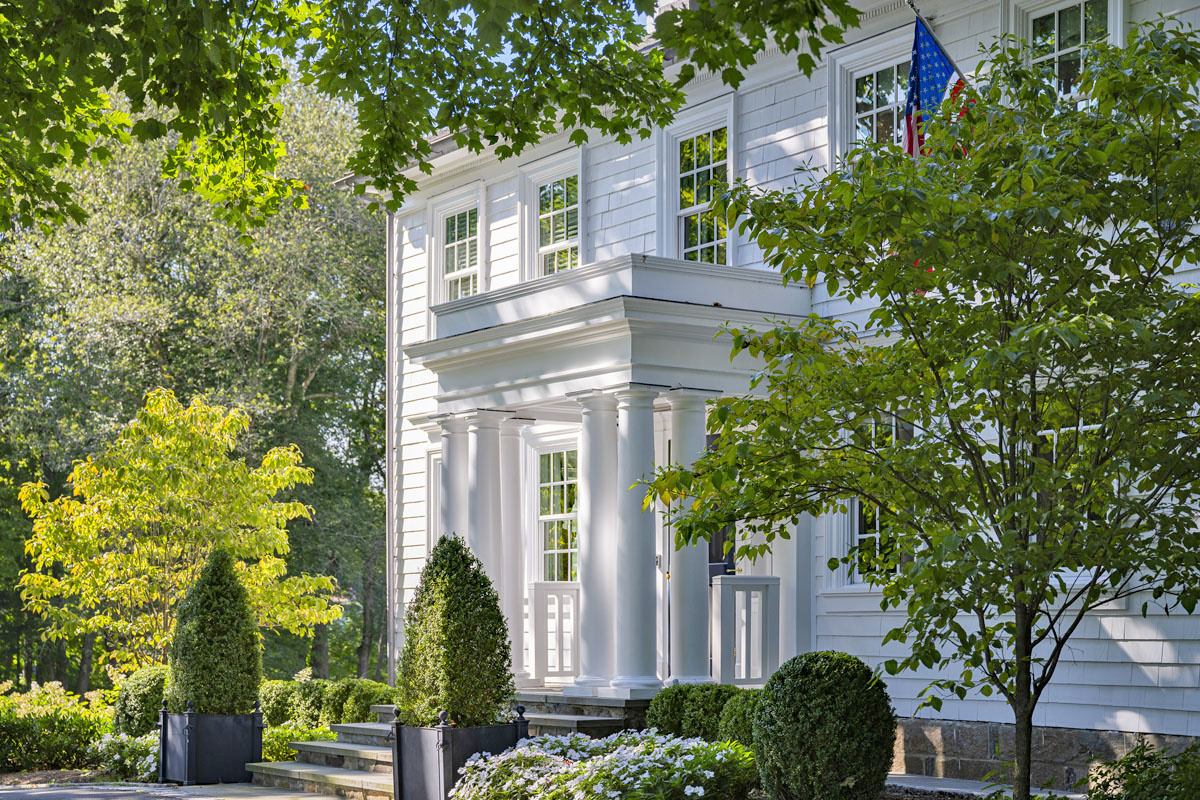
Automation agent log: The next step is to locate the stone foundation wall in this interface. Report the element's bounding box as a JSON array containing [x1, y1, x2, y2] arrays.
[[892, 717, 1198, 790]]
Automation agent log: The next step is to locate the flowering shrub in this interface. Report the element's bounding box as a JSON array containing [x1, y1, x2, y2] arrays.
[[451, 730, 757, 800], [89, 732, 158, 781], [262, 720, 337, 762]]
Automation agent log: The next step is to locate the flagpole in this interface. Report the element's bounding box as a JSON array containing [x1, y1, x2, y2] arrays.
[[904, 0, 972, 87]]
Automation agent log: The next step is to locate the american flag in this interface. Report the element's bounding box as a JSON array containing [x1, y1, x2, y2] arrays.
[[903, 17, 965, 156]]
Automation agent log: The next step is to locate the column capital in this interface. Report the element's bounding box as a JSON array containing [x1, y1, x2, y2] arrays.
[[500, 417, 535, 436], [611, 383, 667, 405], [569, 389, 618, 411], [432, 413, 471, 435], [665, 388, 716, 410], [465, 409, 510, 431]]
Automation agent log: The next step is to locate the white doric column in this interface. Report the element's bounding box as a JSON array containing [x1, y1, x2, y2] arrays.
[[468, 411, 506, 590], [501, 417, 534, 686], [667, 390, 716, 685], [568, 391, 619, 692], [611, 386, 662, 691], [439, 415, 471, 541]]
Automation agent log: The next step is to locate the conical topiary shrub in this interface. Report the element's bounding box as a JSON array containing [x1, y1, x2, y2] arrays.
[[167, 548, 262, 714], [397, 535, 513, 728]]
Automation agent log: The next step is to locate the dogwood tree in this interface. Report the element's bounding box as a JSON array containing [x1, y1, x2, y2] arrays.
[[645, 23, 1200, 800], [19, 389, 340, 670]]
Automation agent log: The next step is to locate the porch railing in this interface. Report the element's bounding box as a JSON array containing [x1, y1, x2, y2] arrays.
[[711, 575, 781, 686], [529, 581, 580, 683]]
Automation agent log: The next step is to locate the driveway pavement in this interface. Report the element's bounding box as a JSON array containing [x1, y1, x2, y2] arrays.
[[0, 786, 337, 800]]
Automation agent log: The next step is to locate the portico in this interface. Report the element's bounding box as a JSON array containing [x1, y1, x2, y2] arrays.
[[403, 254, 809, 694]]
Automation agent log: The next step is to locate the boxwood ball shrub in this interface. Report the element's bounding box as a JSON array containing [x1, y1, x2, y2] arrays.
[[645, 683, 691, 736], [754, 651, 896, 800], [167, 548, 263, 714], [259, 680, 298, 727], [397, 535, 513, 728], [292, 678, 330, 727], [717, 688, 762, 749], [114, 665, 169, 736], [681, 683, 742, 742]]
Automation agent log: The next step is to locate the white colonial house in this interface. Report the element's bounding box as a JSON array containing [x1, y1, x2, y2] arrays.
[[377, 0, 1200, 783]]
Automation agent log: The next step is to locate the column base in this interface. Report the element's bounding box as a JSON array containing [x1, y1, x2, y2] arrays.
[[564, 675, 613, 696], [513, 671, 537, 689], [665, 674, 715, 686], [609, 675, 663, 692]]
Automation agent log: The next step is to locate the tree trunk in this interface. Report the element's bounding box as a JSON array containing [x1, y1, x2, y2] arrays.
[[75, 633, 95, 695], [1012, 606, 1035, 800], [21, 630, 33, 686], [356, 567, 376, 678], [373, 625, 386, 683], [311, 623, 330, 679]]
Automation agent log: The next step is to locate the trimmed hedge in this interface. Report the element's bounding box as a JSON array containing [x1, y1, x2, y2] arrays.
[[260, 680, 298, 727], [717, 688, 762, 749], [644, 684, 691, 736], [0, 707, 110, 771], [114, 665, 169, 736], [343, 680, 395, 723], [681, 684, 741, 742], [292, 679, 330, 727], [754, 651, 896, 800], [397, 535, 513, 727], [167, 549, 262, 714], [321, 678, 360, 726]]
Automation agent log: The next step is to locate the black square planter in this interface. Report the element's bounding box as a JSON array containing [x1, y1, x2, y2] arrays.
[[157, 700, 264, 785], [394, 709, 529, 800]]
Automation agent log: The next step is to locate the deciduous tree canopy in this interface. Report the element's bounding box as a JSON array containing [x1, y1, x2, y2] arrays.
[[1, 0, 858, 234], [646, 23, 1200, 800]]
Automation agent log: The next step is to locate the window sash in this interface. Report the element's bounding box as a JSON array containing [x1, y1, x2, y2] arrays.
[[442, 208, 480, 300], [1030, 0, 1107, 95], [853, 60, 910, 147], [678, 126, 730, 264], [537, 175, 580, 276], [538, 449, 579, 581]]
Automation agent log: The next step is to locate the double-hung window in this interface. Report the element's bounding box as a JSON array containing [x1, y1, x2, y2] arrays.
[[848, 412, 915, 584], [854, 61, 910, 146], [1031, 0, 1108, 95], [539, 449, 579, 581], [537, 175, 580, 276], [443, 208, 480, 300], [678, 127, 729, 264]]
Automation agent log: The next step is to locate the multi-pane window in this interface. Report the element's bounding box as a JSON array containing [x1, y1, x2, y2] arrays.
[[848, 412, 915, 584], [679, 127, 729, 264], [538, 176, 580, 276], [539, 449, 579, 581], [855, 61, 910, 146], [1031, 0, 1107, 95], [443, 208, 479, 300]]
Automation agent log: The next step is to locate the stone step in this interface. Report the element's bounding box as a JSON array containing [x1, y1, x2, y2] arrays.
[[370, 704, 396, 724], [331, 721, 393, 747], [525, 712, 626, 738], [248, 761, 393, 800], [515, 689, 651, 727], [292, 740, 393, 774]]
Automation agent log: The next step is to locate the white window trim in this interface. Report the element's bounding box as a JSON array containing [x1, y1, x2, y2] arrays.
[[1001, 0, 1127, 49], [827, 33, 915, 168], [518, 148, 586, 283], [523, 426, 581, 582], [427, 181, 487, 306], [656, 93, 737, 265]]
